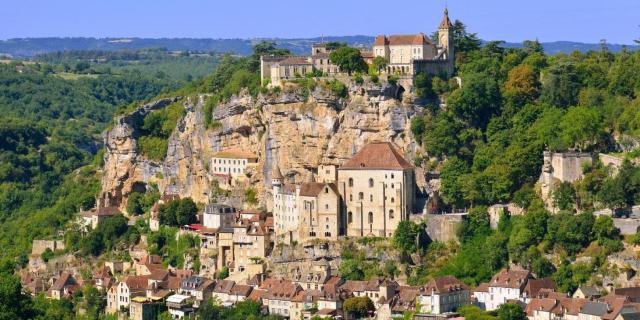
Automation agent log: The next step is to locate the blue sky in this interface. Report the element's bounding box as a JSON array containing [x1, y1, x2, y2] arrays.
[[1, 0, 639, 44]]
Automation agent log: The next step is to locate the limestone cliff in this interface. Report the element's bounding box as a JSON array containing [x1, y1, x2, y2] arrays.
[[100, 83, 425, 212]]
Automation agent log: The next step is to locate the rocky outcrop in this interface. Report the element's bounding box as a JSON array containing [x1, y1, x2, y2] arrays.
[[100, 84, 425, 212]]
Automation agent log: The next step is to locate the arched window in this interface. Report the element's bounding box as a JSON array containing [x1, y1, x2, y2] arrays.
[[389, 209, 395, 219], [348, 178, 353, 187], [391, 197, 395, 203], [368, 212, 373, 224], [358, 192, 364, 200], [348, 212, 353, 223], [369, 178, 374, 187], [391, 183, 394, 189], [391, 173, 395, 179], [325, 187, 329, 193]]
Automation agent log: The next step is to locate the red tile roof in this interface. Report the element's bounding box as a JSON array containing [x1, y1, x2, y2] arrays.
[[340, 142, 413, 170], [424, 275, 469, 294], [489, 269, 530, 289], [299, 182, 338, 197], [374, 34, 432, 46]]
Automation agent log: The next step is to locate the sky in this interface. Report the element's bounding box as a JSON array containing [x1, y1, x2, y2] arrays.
[[1, 0, 639, 44]]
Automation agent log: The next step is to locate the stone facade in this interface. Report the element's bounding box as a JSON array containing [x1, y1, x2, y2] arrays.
[[272, 141, 415, 242], [339, 142, 415, 238], [539, 151, 593, 201], [261, 43, 340, 88], [374, 8, 454, 77]]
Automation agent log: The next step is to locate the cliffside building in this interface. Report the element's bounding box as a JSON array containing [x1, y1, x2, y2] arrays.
[[272, 141, 415, 242], [374, 8, 454, 77], [338, 142, 415, 238], [260, 43, 340, 88]]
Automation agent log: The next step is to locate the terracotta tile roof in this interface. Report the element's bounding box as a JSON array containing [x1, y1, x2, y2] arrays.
[[615, 287, 640, 299], [374, 34, 432, 46], [272, 165, 284, 180], [392, 286, 421, 312], [489, 269, 530, 289], [50, 272, 73, 291], [439, 8, 452, 29], [148, 268, 170, 281], [474, 282, 489, 293], [124, 276, 149, 290], [231, 284, 253, 297], [212, 149, 258, 160], [261, 279, 301, 300], [247, 288, 267, 301], [214, 280, 236, 294], [299, 182, 338, 197], [96, 206, 121, 216], [424, 275, 469, 294], [248, 224, 267, 236], [164, 276, 183, 290], [339, 142, 413, 170], [278, 57, 312, 65], [524, 278, 557, 298]]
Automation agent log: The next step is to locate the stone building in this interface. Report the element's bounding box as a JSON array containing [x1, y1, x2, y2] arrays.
[[260, 43, 340, 87], [210, 149, 258, 185], [272, 141, 416, 242], [373, 8, 454, 77], [297, 182, 340, 241], [338, 142, 415, 238], [417, 276, 470, 314], [202, 204, 237, 229], [539, 151, 593, 201]]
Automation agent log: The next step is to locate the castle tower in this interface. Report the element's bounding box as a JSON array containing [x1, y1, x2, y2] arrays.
[[438, 7, 454, 63]]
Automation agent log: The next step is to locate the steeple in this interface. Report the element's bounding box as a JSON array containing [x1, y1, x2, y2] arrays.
[[271, 165, 283, 187], [439, 7, 452, 30]]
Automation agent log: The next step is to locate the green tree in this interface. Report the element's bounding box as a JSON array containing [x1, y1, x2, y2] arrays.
[[176, 198, 198, 225], [343, 296, 374, 319], [447, 72, 501, 129], [372, 56, 387, 74], [329, 47, 367, 75], [552, 182, 576, 211], [392, 220, 428, 253], [496, 303, 527, 320]]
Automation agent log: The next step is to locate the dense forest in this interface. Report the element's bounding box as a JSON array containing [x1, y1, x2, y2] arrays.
[[0, 61, 182, 261]]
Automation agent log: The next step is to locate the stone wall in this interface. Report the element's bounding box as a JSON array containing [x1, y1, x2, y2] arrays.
[[425, 213, 465, 243], [31, 240, 65, 256]]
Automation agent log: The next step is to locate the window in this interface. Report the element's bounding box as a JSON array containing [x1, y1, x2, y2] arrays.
[[389, 209, 395, 219], [370, 194, 373, 202], [348, 178, 353, 187], [369, 178, 374, 187], [325, 204, 329, 210], [350, 194, 353, 201], [391, 197, 395, 203], [325, 187, 329, 193], [348, 212, 353, 223], [358, 192, 364, 200], [391, 184, 394, 189], [391, 173, 394, 179], [368, 212, 373, 224]]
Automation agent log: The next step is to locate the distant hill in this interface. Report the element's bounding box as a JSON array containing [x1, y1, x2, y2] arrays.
[[0, 37, 637, 57]]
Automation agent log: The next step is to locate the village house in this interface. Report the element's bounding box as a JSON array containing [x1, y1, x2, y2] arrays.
[[107, 276, 149, 314], [474, 269, 531, 310], [202, 203, 237, 229], [129, 296, 160, 320], [46, 272, 79, 300], [417, 275, 471, 315], [573, 286, 604, 300], [179, 276, 215, 307], [210, 149, 258, 186], [297, 181, 341, 242], [231, 221, 270, 274], [166, 294, 194, 319]]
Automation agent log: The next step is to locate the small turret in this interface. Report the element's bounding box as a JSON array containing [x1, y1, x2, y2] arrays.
[[272, 165, 283, 187]]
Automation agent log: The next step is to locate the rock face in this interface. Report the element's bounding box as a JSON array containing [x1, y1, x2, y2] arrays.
[[100, 84, 425, 212]]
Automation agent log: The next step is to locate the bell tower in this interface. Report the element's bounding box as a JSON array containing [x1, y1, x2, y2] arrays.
[[438, 7, 453, 59]]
